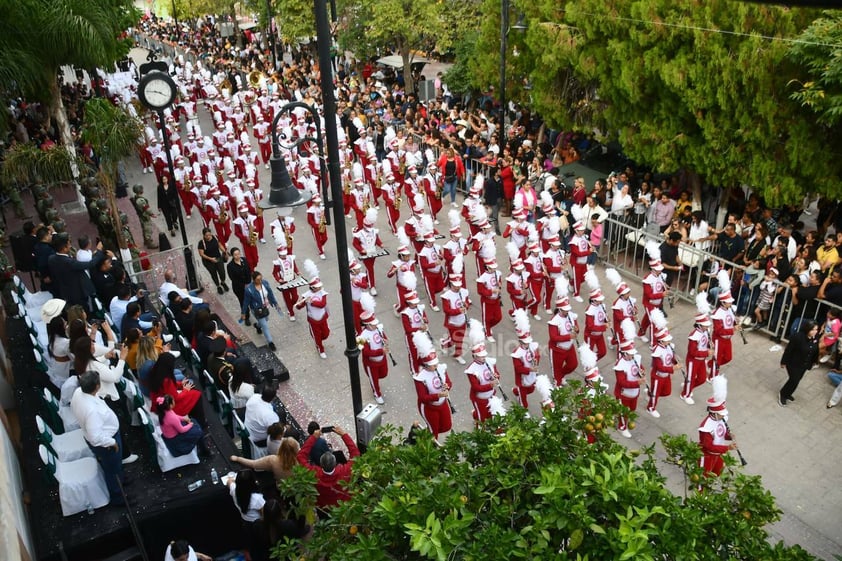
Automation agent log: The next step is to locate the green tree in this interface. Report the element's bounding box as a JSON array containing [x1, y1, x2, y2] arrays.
[[243, 0, 315, 47], [788, 12, 842, 127], [271, 383, 814, 561]]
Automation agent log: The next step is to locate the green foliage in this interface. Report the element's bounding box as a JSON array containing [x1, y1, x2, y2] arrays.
[[1, 144, 80, 186], [273, 383, 813, 560], [81, 98, 144, 172], [788, 12, 842, 127], [243, 0, 316, 46]]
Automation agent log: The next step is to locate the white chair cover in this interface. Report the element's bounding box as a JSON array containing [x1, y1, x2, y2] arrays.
[[137, 409, 200, 472], [39, 444, 110, 516], [36, 415, 93, 462]]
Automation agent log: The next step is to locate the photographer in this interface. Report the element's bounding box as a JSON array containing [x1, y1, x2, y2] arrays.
[[297, 424, 360, 510]]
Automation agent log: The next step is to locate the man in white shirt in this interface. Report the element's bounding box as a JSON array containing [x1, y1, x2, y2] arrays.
[[244, 384, 280, 448], [158, 269, 205, 306], [70, 371, 137, 505], [109, 284, 154, 336]]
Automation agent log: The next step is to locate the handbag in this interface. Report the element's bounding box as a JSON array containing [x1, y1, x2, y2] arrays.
[[254, 306, 270, 319]]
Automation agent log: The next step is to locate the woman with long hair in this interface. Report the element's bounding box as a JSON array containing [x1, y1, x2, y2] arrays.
[[66, 313, 116, 358], [46, 315, 72, 389], [155, 394, 211, 457], [230, 436, 300, 483], [227, 469, 267, 561], [148, 352, 205, 426]]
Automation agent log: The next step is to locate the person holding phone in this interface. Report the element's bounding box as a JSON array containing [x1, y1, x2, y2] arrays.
[[148, 352, 207, 428]]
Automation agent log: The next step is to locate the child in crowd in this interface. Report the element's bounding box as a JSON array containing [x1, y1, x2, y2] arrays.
[[819, 309, 842, 364], [751, 267, 781, 329], [156, 394, 211, 457]]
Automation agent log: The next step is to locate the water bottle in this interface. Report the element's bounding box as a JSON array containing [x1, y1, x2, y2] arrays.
[[86, 501, 95, 515], [210, 468, 219, 485], [187, 479, 204, 492]]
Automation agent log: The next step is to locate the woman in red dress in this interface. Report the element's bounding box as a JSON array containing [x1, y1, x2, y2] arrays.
[[148, 352, 207, 427], [499, 151, 516, 217]]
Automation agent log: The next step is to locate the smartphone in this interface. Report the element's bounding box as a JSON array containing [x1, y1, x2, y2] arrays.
[[321, 425, 334, 434]]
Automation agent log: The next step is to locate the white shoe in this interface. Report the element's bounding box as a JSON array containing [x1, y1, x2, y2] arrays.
[[681, 395, 695, 405], [486, 335, 495, 343], [162, 334, 174, 343], [434, 219, 440, 225], [647, 409, 661, 418], [820, 355, 830, 364], [319, 253, 326, 260], [375, 395, 385, 404], [289, 315, 296, 322], [431, 305, 440, 312], [639, 335, 649, 343], [455, 355, 466, 365], [167, 350, 181, 359], [142, 167, 148, 174], [319, 352, 327, 359], [533, 314, 542, 321], [393, 306, 400, 318], [451, 202, 458, 208], [260, 238, 266, 244], [742, 317, 753, 327], [122, 454, 139, 465], [370, 287, 377, 296], [186, 214, 191, 220], [545, 308, 552, 315], [265, 163, 270, 170], [620, 429, 632, 438], [574, 296, 584, 303]]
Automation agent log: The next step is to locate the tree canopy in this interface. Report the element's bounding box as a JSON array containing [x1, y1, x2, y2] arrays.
[[272, 383, 815, 561], [788, 12, 842, 127]]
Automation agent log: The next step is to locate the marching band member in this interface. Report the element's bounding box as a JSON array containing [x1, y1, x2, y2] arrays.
[[423, 159, 443, 224], [506, 242, 532, 319], [439, 255, 471, 364], [524, 240, 546, 320], [268, 210, 295, 254], [386, 229, 416, 315], [511, 310, 540, 409], [614, 320, 645, 438], [381, 173, 402, 235], [476, 255, 503, 342], [638, 241, 668, 344], [358, 293, 389, 404], [698, 376, 736, 478], [403, 165, 422, 201], [348, 177, 372, 231], [233, 203, 260, 269], [536, 191, 558, 253], [271, 241, 300, 322], [205, 187, 231, 245], [465, 319, 503, 424], [402, 290, 429, 375], [646, 310, 678, 418], [442, 210, 469, 278], [294, 260, 330, 359], [534, 374, 556, 417], [568, 219, 592, 302], [418, 230, 446, 312], [583, 270, 610, 360], [462, 177, 485, 237], [469, 210, 495, 275], [352, 208, 384, 297], [305, 193, 328, 260], [242, 179, 265, 243], [502, 208, 530, 259], [681, 295, 714, 404], [606, 268, 638, 351], [348, 254, 370, 335], [578, 344, 608, 443], [711, 270, 737, 367], [412, 331, 453, 441], [541, 233, 566, 314], [252, 114, 272, 168], [547, 277, 579, 386]]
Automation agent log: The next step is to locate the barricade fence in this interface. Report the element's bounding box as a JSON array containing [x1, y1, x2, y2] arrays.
[[598, 216, 842, 344], [125, 244, 201, 305]]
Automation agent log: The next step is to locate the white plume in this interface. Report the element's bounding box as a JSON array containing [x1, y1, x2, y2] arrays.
[[525, 223, 538, 243], [650, 308, 668, 331], [717, 269, 731, 294], [360, 292, 376, 314], [711, 374, 728, 401], [605, 268, 623, 288], [365, 207, 378, 226], [412, 193, 425, 212], [488, 395, 507, 417], [555, 276, 569, 299], [396, 226, 410, 248], [479, 238, 496, 260], [546, 215, 560, 235], [645, 240, 661, 262], [513, 308, 531, 336], [448, 209, 461, 229], [470, 203, 488, 223], [506, 241, 520, 263], [452, 253, 464, 276], [621, 318, 637, 343], [584, 270, 601, 291], [412, 330, 435, 359], [578, 343, 598, 371], [472, 175, 484, 192], [398, 270, 417, 290], [570, 204, 584, 222], [468, 318, 486, 347], [535, 374, 554, 402], [272, 228, 285, 247], [540, 190, 553, 208], [696, 293, 712, 315], [420, 214, 435, 236], [424, 148, 435, 165], [303, 259, 320, 282]]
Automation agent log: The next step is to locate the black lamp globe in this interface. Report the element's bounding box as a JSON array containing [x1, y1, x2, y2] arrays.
[[259, 155, 312, 210]]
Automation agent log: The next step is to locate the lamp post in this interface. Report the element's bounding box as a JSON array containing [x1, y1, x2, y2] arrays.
[[258, 0, 364, 445], [499, 0, 527, 135]]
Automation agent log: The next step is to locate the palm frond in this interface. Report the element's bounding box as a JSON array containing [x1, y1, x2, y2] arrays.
[[1, 144, 79, 185]]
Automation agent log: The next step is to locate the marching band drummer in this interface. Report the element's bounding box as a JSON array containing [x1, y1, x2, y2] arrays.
[[348, 255, 370, 335], [271, 243, 300, 322], [352, 208, 385, 297], [294, 261, 331, 359], [358, 293, 389, 405]]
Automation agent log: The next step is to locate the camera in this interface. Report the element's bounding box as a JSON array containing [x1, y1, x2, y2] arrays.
[[321, 425, 334, 434]]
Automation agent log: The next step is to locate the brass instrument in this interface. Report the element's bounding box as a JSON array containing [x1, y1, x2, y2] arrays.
[[343, 175, 352, 196], [248, 221, 258, 246], [318, 210, 327, 234], [362, 192, 371, 215], [220, 77, 232, 93], [395, 190, 402, 211], [282, 221, 294, 248], [435, 174, 443, 200], [248, 70, 265, 89]]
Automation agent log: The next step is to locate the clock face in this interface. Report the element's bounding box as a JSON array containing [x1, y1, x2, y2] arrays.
[[139, 73, 176, 110]]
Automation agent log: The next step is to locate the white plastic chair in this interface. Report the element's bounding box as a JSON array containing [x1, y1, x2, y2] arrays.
[[42, 387, 81, 432], [35, 415, 93, 462], [137, 408, 200, 472], [38, 444, 110, 516]]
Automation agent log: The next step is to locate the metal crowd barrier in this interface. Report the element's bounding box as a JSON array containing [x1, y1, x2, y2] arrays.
[[598, 216, 842, 343], [125, 244, 202, 305]]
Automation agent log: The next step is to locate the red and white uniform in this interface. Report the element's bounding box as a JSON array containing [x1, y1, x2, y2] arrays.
[[698, 415, 732, 476], [506, 270, 531, 317], [639, 272, 667, 341], [584, 302, 610, 360], [381, 179, 402, 234], [568, 232, 591, 297], [418, 244, 446, 308], [442, 237, 469, 278], [402, 305, 429, 375], [295, 288, 330, 354], [305, 203, 328, 257], [422, 171, 443, 221], [272, 255, 300, 318], [253, 120, 272, 164], [404, 174, 422, 201], [348, 184, 371, 230], [711, 305, 735, 366], [465, 358, 500, 423], [269, 216, 296, 254], [205, 196, 232, 244], [403, 215, 424, 256], [682, 327, 711, 399], [386, 259, 416, 313], [477, 269, 503, 338], [470, 229, 495, 275], [462, 196, 482, 237], [440, 287, 471, 358], [242, 188, 265, 239], [353, 227, 384, 290], [502, 219, 529, 258], [413, 364, 453, 440], [233, 212, 260, 268], [349, 269, 370, 334], [613, 354, 643, 432], [547, 312, 579, 386], [511, 342, 540, 408], [359, 325, 389, 399], [647, 343, 676, 413], [524, 252, 545, 316], [612, 296, 638, 346], [542, 248, 566, 310]]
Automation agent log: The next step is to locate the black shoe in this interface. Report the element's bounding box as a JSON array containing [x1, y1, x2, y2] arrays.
[[222, 283, 230, 292], [244, 317, 251, 326], [778, 396, 787, 407], [256, 326, 262, 335], [787, 396, 795, 402], [269, 342, 277, 351], [170, 229, 176, 237], [217, 285, 224, 294]]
